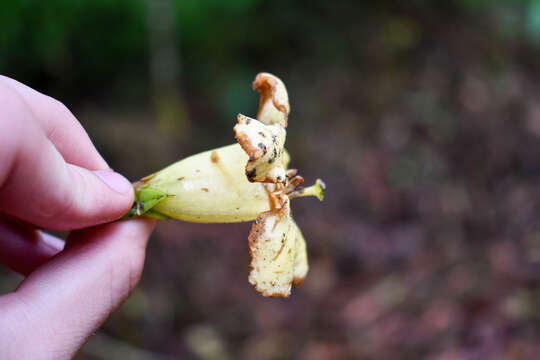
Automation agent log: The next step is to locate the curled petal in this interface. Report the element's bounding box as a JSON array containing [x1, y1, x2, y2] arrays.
[[292, 220, 309, 286], [234, 114, 287, 183], [248, 201, 295, 297], [253, 72, 290, 127]]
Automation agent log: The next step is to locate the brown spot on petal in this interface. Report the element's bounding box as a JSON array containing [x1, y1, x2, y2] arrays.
[[140, 172, 157, 183], [272, 233, 287, 261], [292, 277, 306, 287], [247, 168, 257, 180], [234, 117, 260, 156], [210, 151, 220, 163]]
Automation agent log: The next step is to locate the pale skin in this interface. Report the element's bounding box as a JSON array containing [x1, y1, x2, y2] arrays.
[[0, 76, 156, 359]]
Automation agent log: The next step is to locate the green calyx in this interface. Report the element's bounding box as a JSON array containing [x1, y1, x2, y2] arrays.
[[122, 187, 171, 220]]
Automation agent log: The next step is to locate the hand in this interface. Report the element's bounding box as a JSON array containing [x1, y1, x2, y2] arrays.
[[0, 76, 156, 359]]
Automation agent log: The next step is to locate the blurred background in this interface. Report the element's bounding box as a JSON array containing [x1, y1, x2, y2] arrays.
[[3, 0, 540, 358]]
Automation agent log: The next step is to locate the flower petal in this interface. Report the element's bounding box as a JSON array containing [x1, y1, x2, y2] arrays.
[[139, 144, 272, 222], [248, 201, 296, 297], [292, 220, 309, 286], [234, 114, 287, 183], [253, 72, 290, 127]]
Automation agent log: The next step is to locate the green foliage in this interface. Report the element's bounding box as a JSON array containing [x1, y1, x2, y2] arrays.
[[0, 0, 147, 97], [526, 0, 540, 42]]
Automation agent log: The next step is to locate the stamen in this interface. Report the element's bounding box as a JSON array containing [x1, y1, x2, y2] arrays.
[[285, 175, 304, 193], [286, 169, 298, 178]]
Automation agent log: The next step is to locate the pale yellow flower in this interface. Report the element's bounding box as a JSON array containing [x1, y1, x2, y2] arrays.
[[126, 73, 324, 297]]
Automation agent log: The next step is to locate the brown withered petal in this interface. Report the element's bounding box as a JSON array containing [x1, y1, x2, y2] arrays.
[[248, 201, 296, 297], [253, 72, 290, 128]]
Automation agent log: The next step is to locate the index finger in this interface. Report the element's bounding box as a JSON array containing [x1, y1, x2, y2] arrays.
[[0, 75, 108, 171], [0, 83, 134, 230]]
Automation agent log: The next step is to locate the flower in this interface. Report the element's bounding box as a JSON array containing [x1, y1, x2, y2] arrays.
[[125, 73, 325, 297]]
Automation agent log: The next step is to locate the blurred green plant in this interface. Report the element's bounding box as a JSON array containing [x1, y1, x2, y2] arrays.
[[0, 0, 147, 96]]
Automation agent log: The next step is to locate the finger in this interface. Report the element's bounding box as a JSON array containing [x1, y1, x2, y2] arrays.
[[0, 216, 64, 275], [0, 75, 108, 170], [0, 84, 134, 230], [0, 218, 155, 360]]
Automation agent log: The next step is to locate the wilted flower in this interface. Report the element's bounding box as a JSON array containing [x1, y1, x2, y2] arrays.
[[125, 73, 325, 297]]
